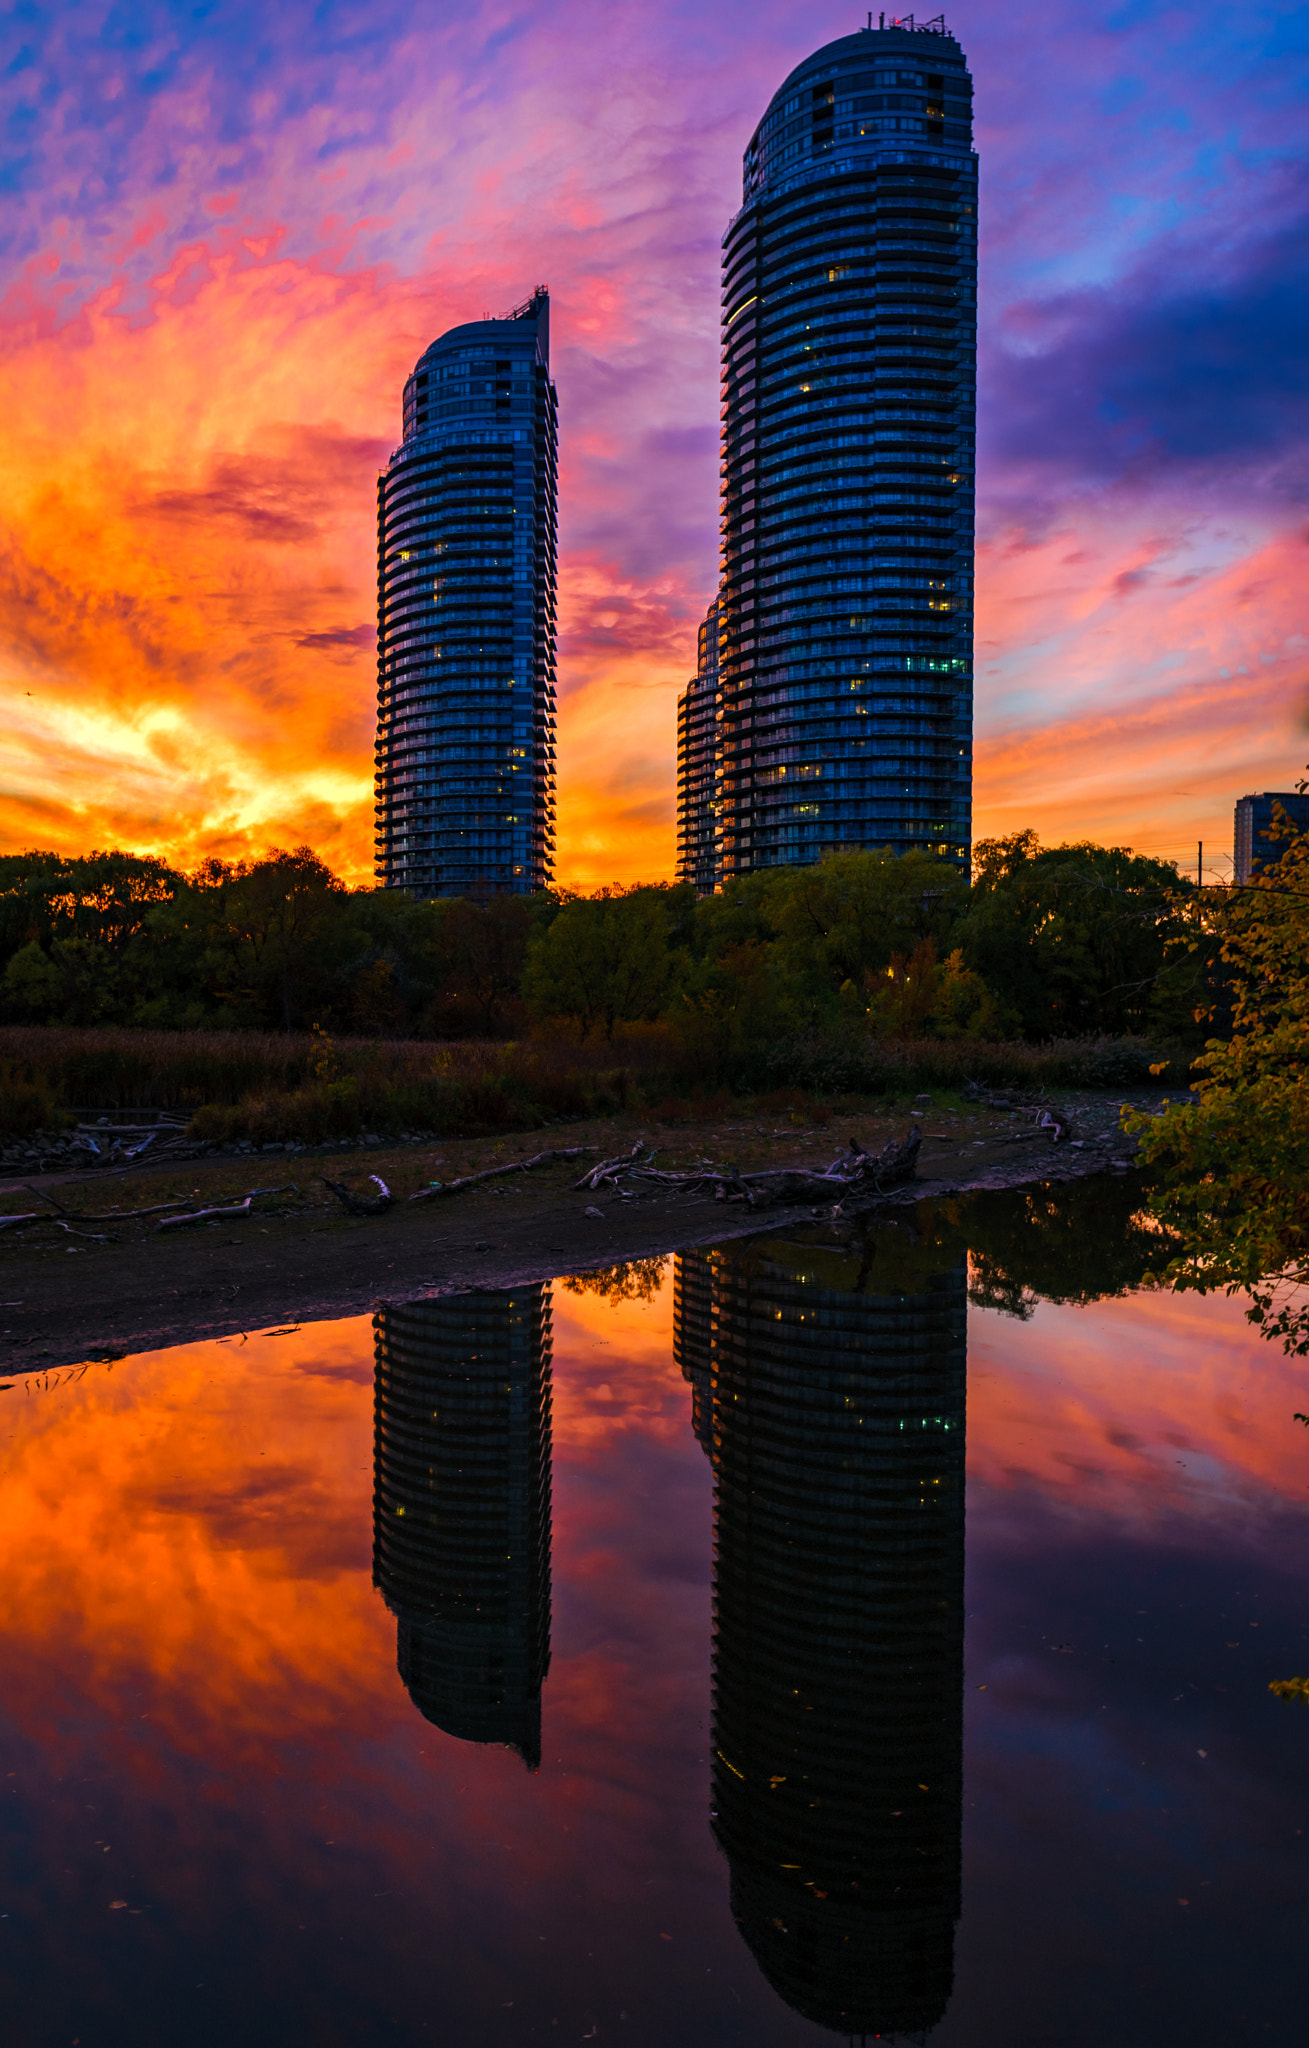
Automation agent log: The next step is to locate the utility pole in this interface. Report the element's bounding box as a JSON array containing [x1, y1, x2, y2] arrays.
[[1197, 840, 1203, 889]]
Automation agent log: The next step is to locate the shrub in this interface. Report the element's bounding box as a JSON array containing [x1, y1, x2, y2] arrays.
[[0, 1064, 69, 1138]]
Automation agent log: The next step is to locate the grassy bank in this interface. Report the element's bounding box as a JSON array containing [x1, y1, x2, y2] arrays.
[[0, 1027, 671, 1143], [0, 1023, 1193, 1144]]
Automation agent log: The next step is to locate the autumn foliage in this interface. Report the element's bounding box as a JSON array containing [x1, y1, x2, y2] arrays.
[[1129, 793, 1309, 1352]]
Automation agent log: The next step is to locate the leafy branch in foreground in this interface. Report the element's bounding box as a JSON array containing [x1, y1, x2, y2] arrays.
[[1126, 791, 1309, 1352]]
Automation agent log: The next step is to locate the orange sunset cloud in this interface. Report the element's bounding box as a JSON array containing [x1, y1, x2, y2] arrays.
[[974, 518, 1309, 870]]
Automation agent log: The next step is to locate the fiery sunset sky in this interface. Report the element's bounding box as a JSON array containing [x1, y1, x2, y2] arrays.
[[0, 0, 1305, 887]]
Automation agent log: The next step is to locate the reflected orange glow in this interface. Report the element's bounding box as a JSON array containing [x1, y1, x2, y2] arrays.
[[0, 1321, 385, 1759], [550, 1262, 682, 1451], [0, 1279, 697, 1778], [0, 1268, 1297, 1795]]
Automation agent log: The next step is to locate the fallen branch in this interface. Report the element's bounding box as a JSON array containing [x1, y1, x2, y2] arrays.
[[156, 1199, 254, 1232], [153, 1184, 300, 1233], [1, 1207, 120, 1240], [621, 1128, 923, 1211], [74, 1120, 188, 1134], [574, 1144, 646, 1192], [321, 1174, 392, 1217], [23, 1184, 198, 1224], [410, 1146, 598, 1203]]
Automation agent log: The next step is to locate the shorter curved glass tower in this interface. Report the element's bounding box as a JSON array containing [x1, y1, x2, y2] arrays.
[[375, 289, 558, 897], [717, 19, 976, 877], [372, 1289, 553, 1769]]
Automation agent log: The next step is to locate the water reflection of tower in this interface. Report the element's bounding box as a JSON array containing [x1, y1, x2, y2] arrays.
[[372, 1289, 552, 1769], [674, 1232, 966, 2039], [673, 1248, 716, 1455]]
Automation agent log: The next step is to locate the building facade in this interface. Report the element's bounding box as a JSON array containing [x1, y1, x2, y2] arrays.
[[675, 598, 721, 892], [1233, 791, 1309, 886], [713, 18, 976, 880], [375, 290, 558, 897], [372, 1288, 553, 1769], [674, 1229, 967, 2035]]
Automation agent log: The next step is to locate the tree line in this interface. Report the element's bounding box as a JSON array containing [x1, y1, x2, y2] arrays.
[[0, 835, 1209, 1053]]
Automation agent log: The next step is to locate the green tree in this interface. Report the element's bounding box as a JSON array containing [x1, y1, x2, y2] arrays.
[[0, 850, 192, 1024], [0, 848, 184, 957], [671, 938, 793, 1081], [435, 893, 535, 1036], [865, 938, 1012, 1040], [1129, 796, 1309, 1351], [1, 939, 65, 1019], [522, 885, 691, 1040], [688, 849, 967, 1013], [201, 847, 349, 1031], [766, 847, 968, 993], [958, 833, 1200, 1039]]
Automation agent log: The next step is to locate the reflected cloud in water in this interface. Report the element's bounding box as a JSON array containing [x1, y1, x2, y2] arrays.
[[0, 1177, 1304, 2043]]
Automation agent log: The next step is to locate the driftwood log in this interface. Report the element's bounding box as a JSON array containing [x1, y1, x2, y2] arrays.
[[401, 1130, 920, 1217], [585, 1128, 922, 1212], [574, 1144, 645, 1192], [321, 1174, 393, 1218], [154, 1185, 301, 1232], [25, 1184, 199, 1224], [0, 1182, 300, 1239], [0, 1206, 119, 1240], [69, 1119, 192, 1166], [156, 1197, 258, 1233], [716, 1126, 920, 1208], [410, 1146, 598, 1203]]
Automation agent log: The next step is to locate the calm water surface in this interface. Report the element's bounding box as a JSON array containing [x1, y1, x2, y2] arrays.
[[1, 1181, 1306, 2046]]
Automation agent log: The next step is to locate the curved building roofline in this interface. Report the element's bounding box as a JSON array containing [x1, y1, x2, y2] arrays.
[[768, 22, 966, 105], [416, 288, 550, 370]]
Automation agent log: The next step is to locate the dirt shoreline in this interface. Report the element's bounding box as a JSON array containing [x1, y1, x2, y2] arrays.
[[0, 1093, 1151, 1372]]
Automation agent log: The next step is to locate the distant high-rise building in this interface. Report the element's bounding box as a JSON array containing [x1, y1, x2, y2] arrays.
[[372, 1288, 553, 1769], [1233, 790, 1309, 886], [674, 1229, 966, 2035], [713, 18, 976, 879], [374, 289, 558, 897], [676, 598, 721, 892]]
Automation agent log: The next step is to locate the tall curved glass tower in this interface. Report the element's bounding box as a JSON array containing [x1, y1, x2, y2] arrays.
[[716, 18, 975, 880], [374, 289, 558, 897], [673, 1227, 967, 2035]]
